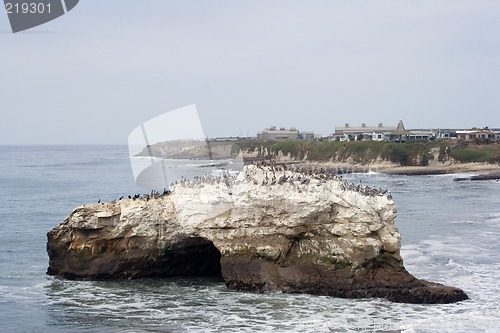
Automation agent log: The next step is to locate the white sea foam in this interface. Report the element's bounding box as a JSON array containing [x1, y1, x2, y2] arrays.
[[433, 172, 478, 178]]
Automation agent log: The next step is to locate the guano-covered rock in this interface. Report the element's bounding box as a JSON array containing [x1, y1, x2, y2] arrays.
[[47, 165, 468, 304]]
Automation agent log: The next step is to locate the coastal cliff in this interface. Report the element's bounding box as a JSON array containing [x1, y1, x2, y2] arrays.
[[47, 165, 468, 304], [134, 139, 500, 175]]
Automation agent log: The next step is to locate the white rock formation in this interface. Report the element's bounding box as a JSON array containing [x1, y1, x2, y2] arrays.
[[47, 165, 467, 304]]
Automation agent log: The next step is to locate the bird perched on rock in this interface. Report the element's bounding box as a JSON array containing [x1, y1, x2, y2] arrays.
[[381, 185, 388, 195]]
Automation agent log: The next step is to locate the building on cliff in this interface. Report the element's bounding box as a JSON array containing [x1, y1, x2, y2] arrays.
[[332, 122, 395, 141], [256, 126, 315, 141], [456, 129, 500, 141], [333, 120, 435, 142]]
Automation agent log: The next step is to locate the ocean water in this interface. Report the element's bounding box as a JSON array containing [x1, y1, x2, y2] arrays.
[[0, 145, 499, 333]]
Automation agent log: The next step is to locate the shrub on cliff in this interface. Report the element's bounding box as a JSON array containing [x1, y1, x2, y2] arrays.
[[271, 141, 302, 158], [388, 145, 411, 166], [450, 149, 488, 162], [240, 139, 500, 165], [420, 153, 430, 166]]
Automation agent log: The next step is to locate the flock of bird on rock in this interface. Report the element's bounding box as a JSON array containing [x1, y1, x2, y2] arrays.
[[249, 160, 392, 199], [97, 159, 392, 204], [97, 188, 171, 205]]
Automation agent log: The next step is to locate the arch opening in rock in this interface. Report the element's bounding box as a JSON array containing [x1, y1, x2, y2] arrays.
[[158, 237, 222, 279]]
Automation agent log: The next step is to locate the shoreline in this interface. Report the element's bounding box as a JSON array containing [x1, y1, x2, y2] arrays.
[[269, 160, 500, 176], [372, 163, 500, 176]]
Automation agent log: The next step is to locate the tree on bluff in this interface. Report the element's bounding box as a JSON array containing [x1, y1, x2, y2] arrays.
[[389, 146, 411, 166]]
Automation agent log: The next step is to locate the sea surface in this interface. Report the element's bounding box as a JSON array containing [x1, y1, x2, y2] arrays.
[[0, 145, 499, 333]]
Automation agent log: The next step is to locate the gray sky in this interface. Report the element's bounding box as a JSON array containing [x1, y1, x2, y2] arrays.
[[1, 1, 499, 144]]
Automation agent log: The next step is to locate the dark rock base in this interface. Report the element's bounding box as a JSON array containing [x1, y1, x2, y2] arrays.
[[47, 233, 223, 280], [221, 256, 468, 304], [47, 232, 468, 304]]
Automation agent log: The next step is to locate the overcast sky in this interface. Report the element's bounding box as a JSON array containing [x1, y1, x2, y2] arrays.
[[1, 1, 499, 144]]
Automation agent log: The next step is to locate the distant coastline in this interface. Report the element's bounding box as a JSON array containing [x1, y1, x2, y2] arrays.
[[312, 161, 500, 176], [238, 139, 500, 176], [135, 139, 500, 177]]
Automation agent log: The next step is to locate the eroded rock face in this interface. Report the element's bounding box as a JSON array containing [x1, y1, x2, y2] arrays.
[[47, 165, 468, 303]]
